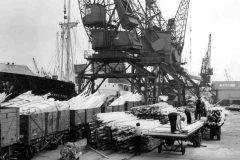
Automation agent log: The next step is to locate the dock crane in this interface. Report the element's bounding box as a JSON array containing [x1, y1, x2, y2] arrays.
[[131, 0, 197, 103], [199, 34, 217, 102], [33, 58, 40, 76], [77, 0, 193, 105]]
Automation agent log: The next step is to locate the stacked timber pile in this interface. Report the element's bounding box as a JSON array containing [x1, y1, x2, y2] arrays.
[[186, 95, 197, 106], [0, 92, 6, 103], [201, 96, 213, 112], [130, 102, 179, 124], [149, 121, 203, 134], [60, 142, 82, 160], [108, 92, 142, 111], [89, 112, 160, 152], [207, 107, 229, 126], [68, 91, 105, 110], [2, 91, 69, 114]]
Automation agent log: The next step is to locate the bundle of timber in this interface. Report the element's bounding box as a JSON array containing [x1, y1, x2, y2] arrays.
[[109, 92, 142, 107], [90, 112, 160, 152], [3, 97, 69, 114], [201, 96, 213, 111], [147, 120, 202, 134], [0, 92, 6, 103], [60, 142, 82, 160], [186, 95, 197, 106], [130, 102, 177, 124], [1, 91, 51, 108], [207, 109, 225, 126], [68, 91, 105, 110]]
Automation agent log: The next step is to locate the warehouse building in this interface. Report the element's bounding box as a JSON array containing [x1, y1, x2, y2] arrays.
[[212, 81, 240, 105]]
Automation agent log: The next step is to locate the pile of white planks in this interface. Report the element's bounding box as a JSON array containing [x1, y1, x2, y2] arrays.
[[68, 92, 105, 110], [109, 93, 142, 106], [90, 112, 162, 152], [0, 92, 6, 103]]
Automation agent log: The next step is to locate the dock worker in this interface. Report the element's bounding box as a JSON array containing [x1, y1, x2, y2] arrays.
[[168, 112, 185, 133], [185, 105, 195, 124], [134, 122, 143, 156], [5, 81, 14, 95], [195, 97, 201, 120]]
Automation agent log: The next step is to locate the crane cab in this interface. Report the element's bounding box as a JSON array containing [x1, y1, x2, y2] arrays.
[[82, 4, 106, 27]]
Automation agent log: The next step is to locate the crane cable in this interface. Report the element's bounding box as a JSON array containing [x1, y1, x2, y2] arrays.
[[190, 22, 192, 73], [189, 1, 192, 73]]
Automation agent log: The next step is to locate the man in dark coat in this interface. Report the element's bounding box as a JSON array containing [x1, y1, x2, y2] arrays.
[[195, 97, 201, 120]]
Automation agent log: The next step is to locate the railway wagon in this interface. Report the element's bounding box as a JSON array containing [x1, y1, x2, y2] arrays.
[[0, 107, 20, 160], [70, 107, 102, 142], [19, 110, 70, 158]]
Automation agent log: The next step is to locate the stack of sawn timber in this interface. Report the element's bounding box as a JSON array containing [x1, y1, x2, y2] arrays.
[[206, 107, 229, 126], [1, 91, 70, 145], [108, 93, 142, 112], [0, 92, 6, 103], [130, 102, 181, 124], [89, 112, 160, 152], [68, 91, 105, 126]]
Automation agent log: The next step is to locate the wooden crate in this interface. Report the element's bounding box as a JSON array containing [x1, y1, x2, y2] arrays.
[[20, 113, 45, 145], [70, 110, 85, 127], [0, 107, 20, 148], [58, 110, 70, 132]]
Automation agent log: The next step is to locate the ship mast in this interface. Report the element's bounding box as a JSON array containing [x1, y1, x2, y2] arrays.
[[60, 0, 78, 81]]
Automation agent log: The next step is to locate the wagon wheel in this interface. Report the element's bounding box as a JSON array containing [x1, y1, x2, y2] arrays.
[[51, 141, 58, 150], [61, 135, 67, 145], [24, 148, 30, 160], [181, 145, 185, 155], [196, 131, 202, 147], [28, 146, 34, 158]]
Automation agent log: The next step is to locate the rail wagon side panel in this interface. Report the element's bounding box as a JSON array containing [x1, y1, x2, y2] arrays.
[[59, 110, 70, 132], [45, 111, 58, 135], [70, 110, 85, 127], [20, 113, 45, 145], [86, 109, 93, 123], [0, 107, 20, 148]]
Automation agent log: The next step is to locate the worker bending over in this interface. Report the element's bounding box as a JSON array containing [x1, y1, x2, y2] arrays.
[[134, 122, 143, 156], [168, 112, 185, 133]]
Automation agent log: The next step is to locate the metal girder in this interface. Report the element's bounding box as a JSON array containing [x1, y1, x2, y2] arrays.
[[77, 54, 157, 104]]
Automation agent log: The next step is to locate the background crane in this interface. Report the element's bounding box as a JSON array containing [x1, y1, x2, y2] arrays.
[[33, 58, 40, 76], [224, 69, 234, 81], [200, 34, 213, 85], [199, 34, 217, 102]]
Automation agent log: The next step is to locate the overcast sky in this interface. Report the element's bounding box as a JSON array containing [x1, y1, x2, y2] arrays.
[[0, 0, 240, 81]]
